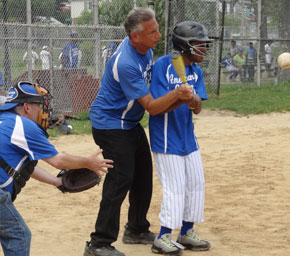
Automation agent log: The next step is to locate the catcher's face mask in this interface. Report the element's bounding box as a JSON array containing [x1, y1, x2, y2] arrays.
[[33, 83, 52, 129], [0, 81, 52, 129]]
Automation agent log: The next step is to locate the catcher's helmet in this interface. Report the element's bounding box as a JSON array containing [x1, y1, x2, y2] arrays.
[[172, 21, 213, 56]]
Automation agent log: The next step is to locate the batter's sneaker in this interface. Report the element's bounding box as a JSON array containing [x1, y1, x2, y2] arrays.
[[83, 242, 125, 256], [151, 234, 184, 255], [177, 228, 211, 251], [122, 226, 156, 244]]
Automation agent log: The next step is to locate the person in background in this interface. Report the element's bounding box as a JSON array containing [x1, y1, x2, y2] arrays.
[[23, 49, 39, 70], [0, 82, 113, 256], [246, 42, 257, 82], [221, 52, 239, 81], [0, 72, 5, 106], [233, 48, 246, 82], [59, 31, 81, 68], [40, 46, 51, 70], [264, 41, 272, 77], [103, 41, 118, 65], [229, 40, 239, 59]]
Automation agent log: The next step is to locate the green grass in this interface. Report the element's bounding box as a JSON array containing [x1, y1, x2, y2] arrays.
[[204, 82, 290, 115], [47, 81, 290, 137], [47, 111, 91, 137]]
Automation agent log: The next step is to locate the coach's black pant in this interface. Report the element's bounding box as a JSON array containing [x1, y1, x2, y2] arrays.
[[90, 124, 153, 247]]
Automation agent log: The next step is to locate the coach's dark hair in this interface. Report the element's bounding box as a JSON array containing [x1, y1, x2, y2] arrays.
[[124, 7, 155, 36]]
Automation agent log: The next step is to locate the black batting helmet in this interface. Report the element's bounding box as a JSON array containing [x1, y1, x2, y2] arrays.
[[172, 21, 213, 55]]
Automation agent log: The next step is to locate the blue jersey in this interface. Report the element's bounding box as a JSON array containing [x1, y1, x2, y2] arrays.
[[90, 37, 153, 130], [62, 41, 79, 68], [0, 111, 58, 195], [149, 54, 208, 156]]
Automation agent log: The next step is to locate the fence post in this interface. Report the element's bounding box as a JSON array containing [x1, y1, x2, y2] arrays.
[[257, 0, 262, 86], [93, 0, 100, 78], [2, 0, 11, 90], [26, 0, 33, 82]]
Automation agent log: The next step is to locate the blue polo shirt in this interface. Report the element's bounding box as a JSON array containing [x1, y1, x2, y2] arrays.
[[90, 37, 153, 130]]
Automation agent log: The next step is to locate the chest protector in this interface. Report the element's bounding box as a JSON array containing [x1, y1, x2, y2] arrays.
[[0, 158, 38, 201]]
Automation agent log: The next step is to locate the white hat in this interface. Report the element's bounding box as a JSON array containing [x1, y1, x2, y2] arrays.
[[43, 45, 48, 50]]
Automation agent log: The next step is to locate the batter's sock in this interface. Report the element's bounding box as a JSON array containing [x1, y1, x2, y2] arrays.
[[158, 226, 172, 239], [180, 221, 194, 236]]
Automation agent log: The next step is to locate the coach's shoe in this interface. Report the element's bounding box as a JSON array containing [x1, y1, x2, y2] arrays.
[[151, 234, 184, 255], [122, 225, 156, 244], [177, 228, 211, 251], [84, 242, 125, 256]]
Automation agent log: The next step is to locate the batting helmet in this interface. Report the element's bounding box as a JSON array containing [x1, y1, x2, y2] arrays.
[[172, 21, 213, 56]]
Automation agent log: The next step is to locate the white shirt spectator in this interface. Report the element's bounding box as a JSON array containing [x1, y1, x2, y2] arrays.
[[264, 43, 272, 65], [23, 50, 39, 70], [40, 46, 51, 70]]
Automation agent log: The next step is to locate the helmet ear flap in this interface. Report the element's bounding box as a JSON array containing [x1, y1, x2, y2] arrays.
[[172, 34, 190, 54]]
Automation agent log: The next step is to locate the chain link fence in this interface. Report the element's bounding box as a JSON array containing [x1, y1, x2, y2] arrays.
[[1, 0, 290, 115], [220, 0, 290, 87], [165, 0, 221, 96], [0, 0, 149, 115]]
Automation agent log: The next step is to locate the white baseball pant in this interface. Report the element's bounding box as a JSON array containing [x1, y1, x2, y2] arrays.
[[153, 150, 205, 229]]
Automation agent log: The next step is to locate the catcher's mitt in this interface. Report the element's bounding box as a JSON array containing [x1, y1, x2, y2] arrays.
[[57, 168, 101, 193]]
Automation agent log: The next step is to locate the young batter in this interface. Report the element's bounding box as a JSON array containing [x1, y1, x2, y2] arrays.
[[149, 21, 213, 255]]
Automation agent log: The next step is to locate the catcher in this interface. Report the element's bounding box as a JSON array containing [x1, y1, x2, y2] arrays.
[[0, 81, 113, 256]]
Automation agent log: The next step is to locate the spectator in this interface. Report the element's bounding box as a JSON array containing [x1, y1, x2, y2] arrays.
[[264, 41, 272, 76], [103, 41, 118, 65], [233, 48, 246, 82], [59, 31, 81, 68], [40, 46, 51, 70], [246, 42, 257, 82], [0, 71, 5, 106], [221, 52, 239, 81], [23, 49, 39, 70], [229, 40, 239, 58], [0, 70, 4, 87]]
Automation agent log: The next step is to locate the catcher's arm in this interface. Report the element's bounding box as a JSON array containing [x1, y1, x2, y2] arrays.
[[43, 149, 113, 177], [31, 166, 62, 187]]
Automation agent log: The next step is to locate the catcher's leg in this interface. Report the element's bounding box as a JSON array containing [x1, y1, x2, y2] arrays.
[[0, 189, 31, 256]]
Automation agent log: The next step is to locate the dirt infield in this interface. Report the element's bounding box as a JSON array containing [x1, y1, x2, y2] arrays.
[[13, 110, 290, 256]]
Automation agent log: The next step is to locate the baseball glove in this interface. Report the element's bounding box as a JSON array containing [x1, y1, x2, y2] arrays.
[[57, 168, 101, 193]]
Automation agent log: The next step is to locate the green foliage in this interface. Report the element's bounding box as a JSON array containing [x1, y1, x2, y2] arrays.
[[203, 82, 290, 115], [99, 0, 132, 26], [75, 10, 93, 25]]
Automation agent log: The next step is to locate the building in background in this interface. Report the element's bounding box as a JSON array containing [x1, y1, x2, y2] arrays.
[[70, 0, 93, 24]]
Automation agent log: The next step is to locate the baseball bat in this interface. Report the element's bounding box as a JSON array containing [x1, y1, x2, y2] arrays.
[[170, 50, 196, 110], [171, 50, 187, 83]]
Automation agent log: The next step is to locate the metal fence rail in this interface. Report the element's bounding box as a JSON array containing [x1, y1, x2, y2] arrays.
[[1, 0, 290, 115]]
